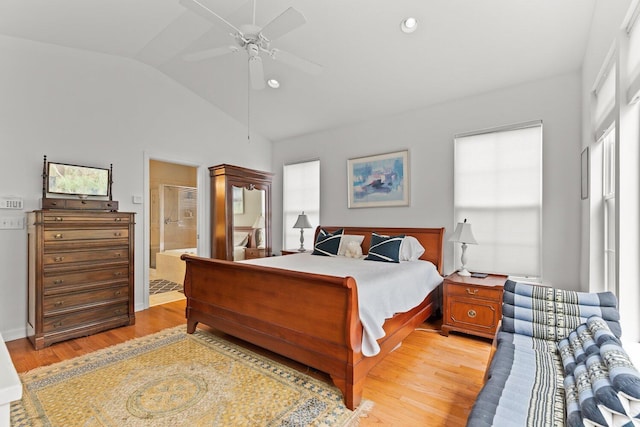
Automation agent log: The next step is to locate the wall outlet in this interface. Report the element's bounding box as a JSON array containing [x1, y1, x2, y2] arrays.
[[0, 197, 23, 209], [0, 216, 24, 230]]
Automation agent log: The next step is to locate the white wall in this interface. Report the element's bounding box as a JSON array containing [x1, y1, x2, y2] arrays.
[[0, 35, 272, 340], [273, 72, 582, 289]]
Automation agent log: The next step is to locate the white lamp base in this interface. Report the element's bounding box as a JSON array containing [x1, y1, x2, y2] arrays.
[[457, 268, 472, 277]]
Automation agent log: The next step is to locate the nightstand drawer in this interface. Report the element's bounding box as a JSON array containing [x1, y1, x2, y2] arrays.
[[446, 282, 502, 300], [447, 298, 501, 332]]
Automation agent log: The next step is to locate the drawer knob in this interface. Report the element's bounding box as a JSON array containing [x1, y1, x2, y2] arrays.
[[114, 232, 122, 237], [114, 218, 122, 222], [54, 256, 64, 262], [467, 309, 477, 318], [114, 253, 121, 257], [53, 279, 64, 285], [54, 301, 64, 306], [114, 271, 123, 276], [54, 233, 63, 239], [53, 321, 63, 328], [114, 290, 121, 296], [466, 288, 478, 295], [55, 217, 63, 221], [115, 309, 123, 314]]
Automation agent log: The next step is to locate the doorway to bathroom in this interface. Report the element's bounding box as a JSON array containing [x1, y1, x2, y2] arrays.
[[149, 159, 198, 306]]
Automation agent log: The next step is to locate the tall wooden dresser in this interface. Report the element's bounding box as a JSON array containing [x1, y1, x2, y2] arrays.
[[27, 210, 135, 349]]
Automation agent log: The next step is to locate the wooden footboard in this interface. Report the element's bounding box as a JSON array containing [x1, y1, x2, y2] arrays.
[[181, 226, 444, 409]]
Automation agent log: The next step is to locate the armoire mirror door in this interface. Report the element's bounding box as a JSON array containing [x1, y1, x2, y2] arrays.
[[209, 164, 273, 261]]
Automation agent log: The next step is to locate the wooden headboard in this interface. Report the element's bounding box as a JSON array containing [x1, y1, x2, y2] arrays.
[[315, 226, 445, 274]]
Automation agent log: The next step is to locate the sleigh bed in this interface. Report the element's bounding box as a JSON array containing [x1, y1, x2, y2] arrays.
[[181, 226, 444, 409]]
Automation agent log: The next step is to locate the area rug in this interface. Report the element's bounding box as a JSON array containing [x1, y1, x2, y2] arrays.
[[11, 326, 372, 426]]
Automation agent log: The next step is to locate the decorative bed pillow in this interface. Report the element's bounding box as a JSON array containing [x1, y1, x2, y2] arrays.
[[233, 232, 249, 247], [337, 234, 365, 256], [311, 228, 343, 256], [399, 236, 425, 261], [364, 232, 405, 263]]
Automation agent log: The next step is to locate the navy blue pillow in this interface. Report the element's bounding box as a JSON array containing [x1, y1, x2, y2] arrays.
[[312, 228, 343, 256], [365, 232, 405, 263]]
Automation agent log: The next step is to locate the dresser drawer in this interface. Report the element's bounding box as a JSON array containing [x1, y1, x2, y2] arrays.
[[447, 297, 501, 333], [445, 281, 502, 300], [41, 212, 130, 224], [42, 302, 130, 333], [43, 285, 129, 315], [44, 266, 129, 291], [43, 247, 128, 266], [43, 228, 129, 242]]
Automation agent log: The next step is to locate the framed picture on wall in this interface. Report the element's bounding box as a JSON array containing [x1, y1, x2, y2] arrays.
[[581, 147, 589, 200], [347, 150, 409, 208], [233, 186, 244, 214]]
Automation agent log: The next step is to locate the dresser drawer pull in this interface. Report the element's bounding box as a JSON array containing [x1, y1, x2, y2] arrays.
[[114, 218, 122, 222], [55, 217, 64, 221], [114, 309, 123, 315], [52, 321, 63, 328], [54, 301, 64, 306], [53, 279, 64, 285], [54, 256, 64, 262], [467, 309, 477, 318], [113, 271, 123, 276], [114, 232, 122, 237], [114, 290, 122, 296], [466, 288, 479, 295], [114, 253, 122, 257], [54, 233, 63, 239]]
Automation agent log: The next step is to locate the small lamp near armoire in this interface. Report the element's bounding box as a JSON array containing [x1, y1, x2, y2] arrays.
[[293, 212, 312, 252], [252, 214, 265, 248], [449, 218, 477, 276]]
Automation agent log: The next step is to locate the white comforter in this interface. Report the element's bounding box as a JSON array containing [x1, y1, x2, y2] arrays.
[[242, 253, 443, 356]]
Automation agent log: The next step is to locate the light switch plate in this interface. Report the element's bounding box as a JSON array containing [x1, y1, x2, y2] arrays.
[[0, 216, 24, 229], [0, 197, 23, 209]]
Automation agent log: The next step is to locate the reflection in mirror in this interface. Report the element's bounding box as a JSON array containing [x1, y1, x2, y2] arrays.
[[232, 186, 265, 260]]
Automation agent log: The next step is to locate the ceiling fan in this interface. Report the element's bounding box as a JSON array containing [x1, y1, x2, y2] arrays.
[[179, 0, 323, 90]]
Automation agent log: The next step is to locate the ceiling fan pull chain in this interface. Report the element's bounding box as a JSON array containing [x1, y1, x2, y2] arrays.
[[247, 61, 251, 142]]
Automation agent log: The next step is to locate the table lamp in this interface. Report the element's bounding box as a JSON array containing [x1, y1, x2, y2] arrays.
[[293, 212, 312, 252], [252, 214, 265, 247], [449, 219, 477, 276]]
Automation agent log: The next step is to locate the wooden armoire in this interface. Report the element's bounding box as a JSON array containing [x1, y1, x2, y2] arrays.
[[209, 164, 273, 260]]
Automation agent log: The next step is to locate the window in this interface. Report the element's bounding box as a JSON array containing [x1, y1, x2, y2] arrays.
[[454, 122, 543, 280], [602, 127, 616, 292], [283, 160, 320, 250]]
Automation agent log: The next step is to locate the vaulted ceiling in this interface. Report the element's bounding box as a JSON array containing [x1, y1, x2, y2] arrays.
[[0, 0, 597, 141]]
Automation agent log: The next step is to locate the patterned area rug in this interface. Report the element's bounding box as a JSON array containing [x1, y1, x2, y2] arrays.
[[11, 326, 372, 426], [149, 278, 183, 295]]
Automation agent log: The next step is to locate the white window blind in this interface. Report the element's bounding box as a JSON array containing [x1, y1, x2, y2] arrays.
[[283, 160, 320, 250], [626, 2, 640, 103], [593, 50, 617, 137], [454, 122, 542, 279]]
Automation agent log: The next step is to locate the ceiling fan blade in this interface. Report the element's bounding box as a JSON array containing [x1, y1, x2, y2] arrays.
[[260, 7, 306, 41], [179, 0, 243, 36], [184, 46, 238, 62], [272, 49, 323, 75], [249, 56, 265, 90]]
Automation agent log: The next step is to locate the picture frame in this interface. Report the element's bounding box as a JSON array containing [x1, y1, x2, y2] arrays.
[[347, 150, 409, 208], [232, 186, 244, 214], [581, 147, 589, 200]]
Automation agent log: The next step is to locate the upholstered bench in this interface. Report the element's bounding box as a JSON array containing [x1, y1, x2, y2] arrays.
[[466, 280, 640, 426]]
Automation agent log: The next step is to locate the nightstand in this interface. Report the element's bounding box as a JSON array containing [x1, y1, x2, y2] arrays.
[[244, 247, 266, 259], [441, 272, 507, 339], [281, 249, 303, 255]]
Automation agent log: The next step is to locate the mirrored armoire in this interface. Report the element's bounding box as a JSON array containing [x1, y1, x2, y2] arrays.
[[209, 164, 273, 261]]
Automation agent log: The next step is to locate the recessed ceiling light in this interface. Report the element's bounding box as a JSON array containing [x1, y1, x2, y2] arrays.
[[267, 79, 280, 89], [400, 17, 418, 34]]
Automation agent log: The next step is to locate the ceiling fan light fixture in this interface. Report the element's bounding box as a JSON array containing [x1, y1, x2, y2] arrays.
[[400, 17, 418, 34], [267, 79, 280, 89]]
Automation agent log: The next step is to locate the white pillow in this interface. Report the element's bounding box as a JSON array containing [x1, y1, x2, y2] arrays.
[[233, 232, 249, 247], [337, 234, 365, 256], [400, 236, 425, 261]]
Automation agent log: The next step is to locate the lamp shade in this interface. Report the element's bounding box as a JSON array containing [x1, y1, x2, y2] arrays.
[[252, 215, 265, 229], [449, 219, 477, 244], [293, 212, 312, 229]]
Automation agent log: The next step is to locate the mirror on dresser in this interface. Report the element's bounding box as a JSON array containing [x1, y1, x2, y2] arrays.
[[209, 164, 273, 261]]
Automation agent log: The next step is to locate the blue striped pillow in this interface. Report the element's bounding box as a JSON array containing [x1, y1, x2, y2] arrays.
[[365, 232, 405, 263], [311, 228, 343, 256]]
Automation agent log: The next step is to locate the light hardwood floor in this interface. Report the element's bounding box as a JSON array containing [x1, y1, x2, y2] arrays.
[[6, 300, 491, 426]]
